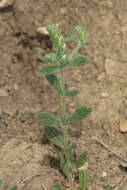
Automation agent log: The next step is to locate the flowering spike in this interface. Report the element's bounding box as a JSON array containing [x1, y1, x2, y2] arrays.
[[47, 24, 67, 57]]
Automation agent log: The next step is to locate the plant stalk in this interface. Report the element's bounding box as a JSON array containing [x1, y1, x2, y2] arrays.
[[59, 42, 81, 150], [60, 68, 68, 149]]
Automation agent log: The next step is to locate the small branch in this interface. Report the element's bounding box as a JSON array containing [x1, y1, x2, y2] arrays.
[[18, 173, 43, 184], [17, 168, 58, 186], [94, 137, 127, 164]]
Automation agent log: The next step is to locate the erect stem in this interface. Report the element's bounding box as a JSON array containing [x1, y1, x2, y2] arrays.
[[60, 68, 68, 149], [59, 43, 81, 149]]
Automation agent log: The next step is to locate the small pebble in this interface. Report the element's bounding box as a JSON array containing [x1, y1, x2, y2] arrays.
[[102, 171, 107, 177], [37, 27, 49, 36], [119, 119, 127, 133], [82, 131, 85, 135], [119, 161, 127, 168], [100, 92, 109, 98]]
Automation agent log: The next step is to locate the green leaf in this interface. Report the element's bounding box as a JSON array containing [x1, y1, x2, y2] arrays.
[[65, 33, 77, 41], [65, 90, 80, 97], [68, 106, 92, 123], [35, 112, 60, 126], [68, 56, 88, 66], [44, 125, 64, 148], [45, 74, 62, 94], [79, 171, 89, 190], [77, 152, 88, 168], [75, 25, 88, 44], [39, 66, 60, 74], [40, 53, 58, 63], [107, 187, 114, 190], [54, 182, 62, 190], [8, 186, 17, 190], [0, 180, 4, 189]]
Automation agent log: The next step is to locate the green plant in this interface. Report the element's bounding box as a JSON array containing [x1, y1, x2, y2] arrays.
[[79, 171, 89, 190], [107, 187, 114, 190], [54, 182, 62, 190], [0, 179, 17, 190], [36, 24, 91, 180]]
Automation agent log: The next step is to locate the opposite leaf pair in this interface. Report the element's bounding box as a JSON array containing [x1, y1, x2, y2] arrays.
[[39, 55, 88, 75], [35, 106, 91, 149]]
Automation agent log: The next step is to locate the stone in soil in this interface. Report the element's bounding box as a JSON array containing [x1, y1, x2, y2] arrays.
[[119, 119, 127, 133]]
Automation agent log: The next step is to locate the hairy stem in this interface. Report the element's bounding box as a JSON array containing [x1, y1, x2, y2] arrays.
[[60, 68, 68, 149]]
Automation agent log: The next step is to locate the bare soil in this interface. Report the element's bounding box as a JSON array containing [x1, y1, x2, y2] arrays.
[[0, 0, 127, 189]]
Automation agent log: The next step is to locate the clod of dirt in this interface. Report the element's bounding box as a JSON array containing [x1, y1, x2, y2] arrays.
[[119, 119, 127, 133]]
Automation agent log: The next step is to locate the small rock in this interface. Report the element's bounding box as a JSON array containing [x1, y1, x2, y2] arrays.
[[0, 89, 9, 97], [105, 59, 118, 75], [100, 92, 109, 98], [97, 72, 106, 82], [101, 171, 107, 177], [37, 27, 49, 36], [119, 161, 127, 169], [119, 119, 127, 133], [82, 131, 85, 135], [0, 0, 14, 8]]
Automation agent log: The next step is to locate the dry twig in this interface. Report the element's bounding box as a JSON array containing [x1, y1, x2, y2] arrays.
[[94, 137, 127, 164]]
